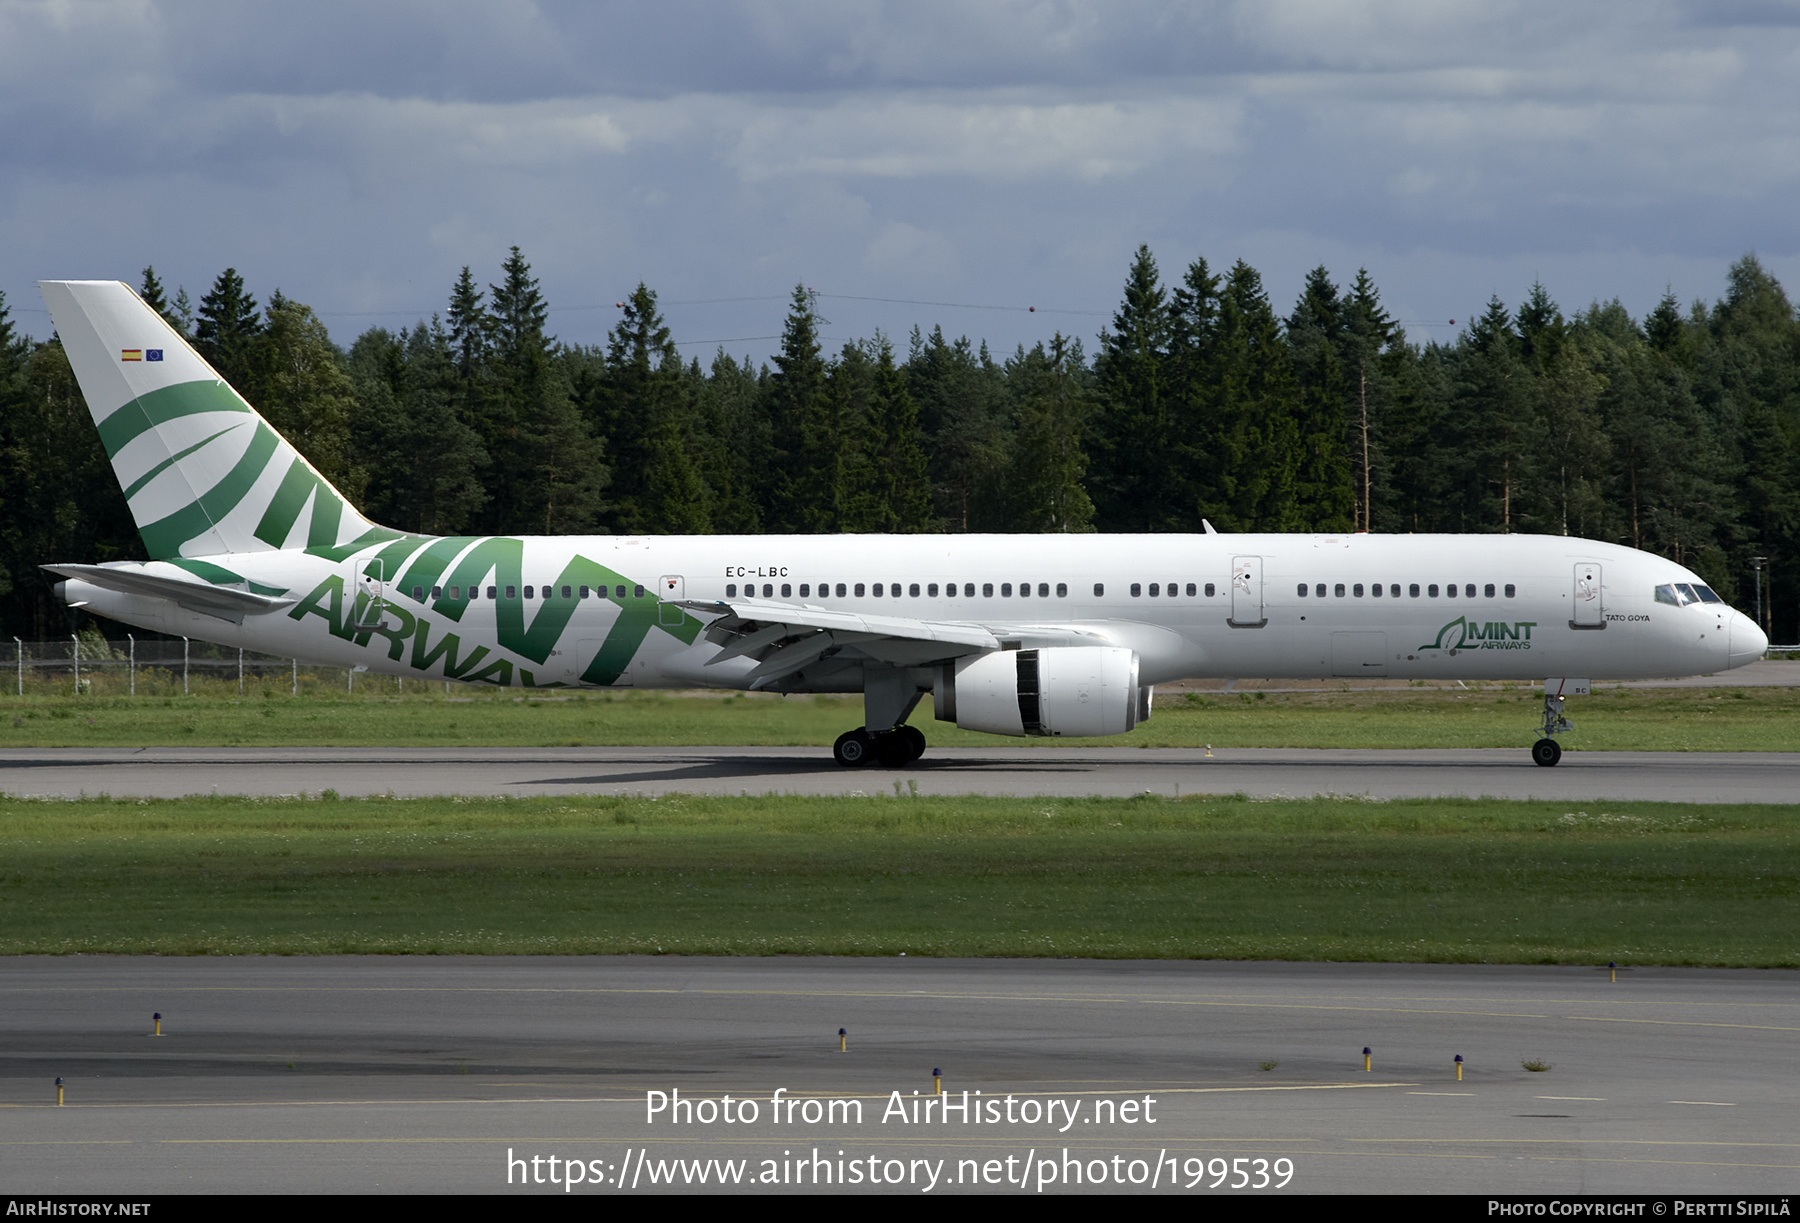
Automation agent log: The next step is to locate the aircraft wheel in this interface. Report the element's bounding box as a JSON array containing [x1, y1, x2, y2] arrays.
[[874, 732, 912, 769], [899, 725, 926, 763], [1531, 738, 1562, 767], [833, 729, 875, 767]]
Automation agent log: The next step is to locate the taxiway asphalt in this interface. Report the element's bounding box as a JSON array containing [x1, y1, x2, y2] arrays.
[[3, 744, 1797, 802], [2, 956, 1793, 1196]]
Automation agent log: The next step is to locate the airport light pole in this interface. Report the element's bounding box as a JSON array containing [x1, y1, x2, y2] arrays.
[[1751, 556, 1768, 636]]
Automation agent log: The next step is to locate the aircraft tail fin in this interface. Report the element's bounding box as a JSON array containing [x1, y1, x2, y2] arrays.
[[39, 279, 387, 560]]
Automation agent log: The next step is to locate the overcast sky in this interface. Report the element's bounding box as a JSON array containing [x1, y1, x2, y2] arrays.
[[4, 0, 1798, 363]]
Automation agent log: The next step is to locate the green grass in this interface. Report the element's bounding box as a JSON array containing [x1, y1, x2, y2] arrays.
[[4, 792, 1795, 965], [2, 683, 1798, 750]]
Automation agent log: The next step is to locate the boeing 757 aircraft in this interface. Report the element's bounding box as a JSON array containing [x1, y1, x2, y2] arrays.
[[40, 280, 1768, 768]]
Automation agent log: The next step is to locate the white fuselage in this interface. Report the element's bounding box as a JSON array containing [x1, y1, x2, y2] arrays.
[[59, 532, 1764, 696]]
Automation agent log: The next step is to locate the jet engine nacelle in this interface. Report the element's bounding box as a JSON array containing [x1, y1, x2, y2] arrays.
[[935, 645, 1148, 737]]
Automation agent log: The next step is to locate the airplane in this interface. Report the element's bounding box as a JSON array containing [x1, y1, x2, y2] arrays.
[[39, 279, 1770, 769]]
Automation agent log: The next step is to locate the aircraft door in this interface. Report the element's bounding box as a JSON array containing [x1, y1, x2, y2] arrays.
[[1572, 563, 1604, 629], [348, 556, 388, 631], [1229, 556, 1267, 628], [658, 575, 685, 626]]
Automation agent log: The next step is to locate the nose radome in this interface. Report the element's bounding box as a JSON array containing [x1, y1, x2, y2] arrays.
[[1728, 612, 1769, 669]]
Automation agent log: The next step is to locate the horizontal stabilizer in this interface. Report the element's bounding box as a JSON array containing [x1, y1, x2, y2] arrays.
[[44, 562, 293, 624]]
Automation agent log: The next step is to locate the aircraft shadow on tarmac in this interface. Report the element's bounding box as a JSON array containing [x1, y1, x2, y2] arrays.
[[517, 755, 1096, 786]]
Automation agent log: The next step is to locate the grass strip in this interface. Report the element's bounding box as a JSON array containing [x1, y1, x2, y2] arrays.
[[2, 684, 1798, 750], [2, 793, 1795, 965]]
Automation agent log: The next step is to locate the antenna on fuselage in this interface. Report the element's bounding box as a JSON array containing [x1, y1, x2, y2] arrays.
[[1202, 520, 1218, 535]]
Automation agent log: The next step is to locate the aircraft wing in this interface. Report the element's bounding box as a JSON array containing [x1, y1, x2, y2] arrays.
[[674, 597, 1104, 685], [44, 562, 293, 623]]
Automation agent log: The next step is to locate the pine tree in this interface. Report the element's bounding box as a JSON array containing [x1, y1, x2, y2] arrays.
[[838, 335, 928, 529], [766, 286, 835, 532], [1285, 267, 1355, 531], [138, 267, 187, 336], [255, 295, 367, 506], [1005, 333, 1095, 532], [597, 284, 709, 534], [194, 268, 262, 389], [480, 248, 607, 534], [1092, 245, 1175, 531], [908, 324, 1010, 531]]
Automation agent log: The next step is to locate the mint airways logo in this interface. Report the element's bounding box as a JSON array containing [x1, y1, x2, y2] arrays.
[[1420, 616, 1537, 651]]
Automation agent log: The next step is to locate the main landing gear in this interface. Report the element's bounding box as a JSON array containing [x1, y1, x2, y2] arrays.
[[834, 725, 926, 769], [1532, 690, 1575, 767]]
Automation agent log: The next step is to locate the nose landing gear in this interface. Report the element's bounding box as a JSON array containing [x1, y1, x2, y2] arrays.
[[1532, 687, 1577, 767]]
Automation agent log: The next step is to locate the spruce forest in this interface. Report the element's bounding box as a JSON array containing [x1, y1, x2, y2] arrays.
[[1, 245, 1795, 643]]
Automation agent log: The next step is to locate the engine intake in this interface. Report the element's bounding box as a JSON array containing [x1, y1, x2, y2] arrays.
[[935, 646, 1146, 737]]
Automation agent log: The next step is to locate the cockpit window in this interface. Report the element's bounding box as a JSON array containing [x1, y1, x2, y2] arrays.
[[1654, 584, 1682, 606], [1693, 585, 1724, 604], [1674, 583, 1700, 604]]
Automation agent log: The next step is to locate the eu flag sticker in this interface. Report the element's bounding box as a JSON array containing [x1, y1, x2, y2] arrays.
[[146, 349, 163, 361]]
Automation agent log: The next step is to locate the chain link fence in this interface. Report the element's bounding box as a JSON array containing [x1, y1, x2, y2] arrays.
[[5, 636, 445, 698]]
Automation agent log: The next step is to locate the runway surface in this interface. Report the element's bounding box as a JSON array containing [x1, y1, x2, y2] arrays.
[[4, 744, 1798, 802], [2, 956, 1793, 1196]]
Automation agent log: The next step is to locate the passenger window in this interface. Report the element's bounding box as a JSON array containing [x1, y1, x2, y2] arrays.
[[1148, 583, 1159, 597], [799, 584, 810, 598], [1165, 582, 1176, 597], [781, 583, 792, 598], [982, 583, 993, 597], [506, 585, 517, 599], [634, 585, 645, 598], [1464, 584, 1475, 598], [1039, 583, 1050, 598], [910, 583, 920, 597], [1186, 583, 1196, 597], [412, 586, 425, 601], [449, 586, 460, 600], [1298, 584, 1308, 597], [1056, 583, 1067, 597], [1334, 584, 1345, 597], [1505, 584, 1516, 598], [1370, 583, 1381, 597], [1130, 583, 1142, 597], [872, 583, 883, 597], [1315, 584, 1326, 597], [854, 583, 865, 597], [1484, 584, 1495, 598], [1390, 585, 1400, 597], [1353, 584, 1364, 597], [1409, 584, 1420, 597], [1019, 583, 1031, 598], [1428, 585, 1439, 597], [1446, 583, 1457, 598], [965, 583, 976, 597], [1204, 583, 1215, 597], [524, 586, 535, 599], [486, 586, 497, 599], [836, 583, 847, 597], [561, 585, 572, 599], [431, 586, 442, 599], [757, 583, 769, 598], [1093, 583, 1104, 597], [928, 583, 938, 597], [726, 584, 737, 598], [1002, 583, 1013, 597]]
